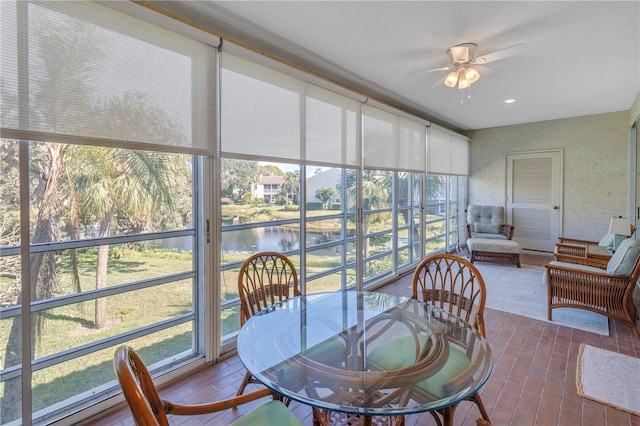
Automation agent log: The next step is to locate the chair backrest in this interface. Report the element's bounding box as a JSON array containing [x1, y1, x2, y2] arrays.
[[412, 254, 487, 337], [467, 205, 505, 234], [238, 251, 300, 325], [114, 345, 168, 426], [606, 238, 640, 276], [597, 233, 614, 247]]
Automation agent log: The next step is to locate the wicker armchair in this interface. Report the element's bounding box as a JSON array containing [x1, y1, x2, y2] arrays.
[[466, 205, 514, 240], [113, 346, 301, 426], [555, 225, 637, 257], [546, 238, 640, 339]]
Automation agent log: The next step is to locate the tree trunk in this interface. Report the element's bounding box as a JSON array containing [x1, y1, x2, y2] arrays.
[[1, 145, 65, 422], [94, 215, 110, 329]]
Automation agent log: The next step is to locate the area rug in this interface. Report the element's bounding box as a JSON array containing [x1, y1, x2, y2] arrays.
[[472, 261, 610, 335], [576, 343, 640, 415]]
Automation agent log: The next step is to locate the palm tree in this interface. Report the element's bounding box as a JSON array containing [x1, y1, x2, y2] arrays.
[[343, 169, 392, 258], [71, 146, 173, 328], [279, 170, 300, 209]]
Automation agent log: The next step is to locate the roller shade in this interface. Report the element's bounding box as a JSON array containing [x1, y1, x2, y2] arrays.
[[220, 51, 360, 167], [0, 0, 216, 155], [427, 125, 469, 175], [363, 105, 426, 172]]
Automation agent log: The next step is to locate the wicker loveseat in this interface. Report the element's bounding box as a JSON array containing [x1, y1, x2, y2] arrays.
[[546, 238, 640, 339]]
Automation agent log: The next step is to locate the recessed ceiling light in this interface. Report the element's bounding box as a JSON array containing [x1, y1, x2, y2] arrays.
[[504, 99, 516, 104]]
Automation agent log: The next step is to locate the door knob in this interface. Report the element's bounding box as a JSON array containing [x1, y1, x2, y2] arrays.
[[553, 206, 559, 210]]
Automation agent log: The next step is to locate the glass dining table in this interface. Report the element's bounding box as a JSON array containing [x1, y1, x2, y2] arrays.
[[237, 291, 493, 426]]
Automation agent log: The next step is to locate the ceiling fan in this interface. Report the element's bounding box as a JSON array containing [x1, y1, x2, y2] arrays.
[[410, 42, 527, 90]]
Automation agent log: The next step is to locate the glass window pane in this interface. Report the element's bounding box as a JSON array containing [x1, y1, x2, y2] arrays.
[[31, 323, 193, 416], [426, 174, 446, 254], [0, 255, 20, 309], [0, 315, 21, 372], [0, 139, 20, 248], [222, 226, 301, 254], [27, 142, 192, 242], [397, 247, 410, 268], [33, 280, 193, 359], [306, 219, 344, 248], [306, 246, 342, 279], [306, 166, 341, 212], [306, 271, 345, 294], [0, 328, 21, 424], [41, 243, 193, 301], [365, 231, 393, 257], [222, 306, 241, 337], [220, 267, 241, 305], [3, 137, 199, 423], [363, 253, 392, 281]]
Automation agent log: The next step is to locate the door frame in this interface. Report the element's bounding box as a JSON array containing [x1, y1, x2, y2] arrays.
[[505, 149, 564, 251]]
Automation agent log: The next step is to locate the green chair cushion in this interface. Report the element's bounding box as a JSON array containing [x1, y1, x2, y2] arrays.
[[416, 348, 471, 398], [367, 334, 471, 399], [301, 331, 348, 365], [277, 334, 348, 388], [368, 334, 429, 370], [231, 400, 302, 426]]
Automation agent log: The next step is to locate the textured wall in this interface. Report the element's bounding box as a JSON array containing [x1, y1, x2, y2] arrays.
[[468, 111, 630, 241]]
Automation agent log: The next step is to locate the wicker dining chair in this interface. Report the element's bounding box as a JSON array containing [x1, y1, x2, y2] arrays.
[[236, 251, 301, 397], [113, 345, 301, 426], [367, 253, 491, 426], [412, 254, 491, 425]]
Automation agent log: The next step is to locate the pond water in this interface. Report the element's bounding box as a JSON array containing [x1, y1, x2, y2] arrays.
[[223, 226, 303, 252], [160, 226, 345, 255]]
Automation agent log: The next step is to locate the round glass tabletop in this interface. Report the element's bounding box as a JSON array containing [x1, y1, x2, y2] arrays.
[[237, 291, 492, 417]]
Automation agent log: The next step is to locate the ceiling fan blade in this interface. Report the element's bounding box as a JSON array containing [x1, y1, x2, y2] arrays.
[[476, 64, 502, 78], [431, 76, 447, 88], [407, 65, 452, 75], [474, 43, 527, 65]]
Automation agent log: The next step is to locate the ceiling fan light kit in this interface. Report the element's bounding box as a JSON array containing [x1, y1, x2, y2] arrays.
[[444, 65, 480, 89], [411, 42, 526, 94]]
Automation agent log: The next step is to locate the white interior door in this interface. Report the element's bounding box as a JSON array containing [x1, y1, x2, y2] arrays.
[[506, 150, 563, 252]]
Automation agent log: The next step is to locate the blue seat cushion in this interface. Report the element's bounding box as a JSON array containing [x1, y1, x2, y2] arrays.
[[606, 238, 640, 275]]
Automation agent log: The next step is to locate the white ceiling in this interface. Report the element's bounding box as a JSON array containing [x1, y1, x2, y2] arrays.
[[155, 1, 640, 131]]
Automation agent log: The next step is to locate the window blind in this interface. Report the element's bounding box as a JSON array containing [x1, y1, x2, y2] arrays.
[[363, 105, 426, 172], [305, 84, 360, 167], [220, 51, 361, 167], [427, 125, 469, 175], [0, 0, 216, 155], [220, 53, 302, 161]]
